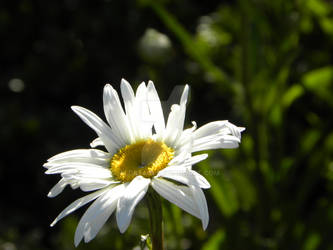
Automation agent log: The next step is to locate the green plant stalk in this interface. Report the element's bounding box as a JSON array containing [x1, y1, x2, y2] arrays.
[[146, 189, 164, 250]]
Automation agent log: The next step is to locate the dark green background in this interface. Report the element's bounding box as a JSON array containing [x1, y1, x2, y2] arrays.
[[1, 0, 333, 249]]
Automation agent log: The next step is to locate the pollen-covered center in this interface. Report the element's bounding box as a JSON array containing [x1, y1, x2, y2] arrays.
[[110, 139, 174, 182]]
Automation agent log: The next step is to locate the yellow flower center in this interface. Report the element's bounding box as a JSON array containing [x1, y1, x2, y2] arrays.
[[110, 139, 174, 182]]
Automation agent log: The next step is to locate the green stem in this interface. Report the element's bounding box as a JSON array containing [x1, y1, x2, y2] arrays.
[[146, 189, 164, 250]]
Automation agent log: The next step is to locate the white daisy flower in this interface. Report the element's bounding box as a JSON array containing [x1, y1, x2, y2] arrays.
[[44, 79, 244, 246]]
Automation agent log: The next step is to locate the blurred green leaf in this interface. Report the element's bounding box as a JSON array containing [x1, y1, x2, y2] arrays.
[[201, 229, 225, 250], [303, 232, 321, 250], [282, 84, 304, 108], [145, 0, 238, 93], [302, 66, 333, 105], [303, 66, 333, 89], [199, 160, 239, 217], [306, 0, 330, 17], [320, 17, 333, 35], [301, 129, 321, 155], [231, 168, 257, 211]]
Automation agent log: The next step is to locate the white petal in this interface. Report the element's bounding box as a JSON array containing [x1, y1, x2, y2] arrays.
[[50, 188, 109, 227], [184, 154, 208, 166], [78, 180, 118, 192], [189, 170, 211, 188], [61, 169, 113, 180], [46, 149, 110, 167], [120, 79, 142, 140], [164, 104, 182, 146], [190, 185, 209, 230], [193, 121, 228, 139], [74, 184, 126, 246], [157, 166, 210, 189], [180, 84, 189, 106], [174, 84, 189, 131], [116, 176, 151, 233], [71, 106, 121, 153], [164, 85, 189, 146], [192, 121, 244, 152], [47, 178, 68, 197], [172, 121, 196, 152], [45, 162, 111, 177], [135, 82, 153, 138], [147, 81, 165, 137], [192, 136, 240, 152], [103, 84, 133, 144], [151, 178, 200, 219], [48, 149, 109, 162], [90, 137, 104, 148], [169, 146, 191, 166], [169, 153, 207, 169], [194, 121, 243, 140]]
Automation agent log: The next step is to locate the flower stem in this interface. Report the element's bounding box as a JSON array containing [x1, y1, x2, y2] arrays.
[[146, 188, 164, 250]]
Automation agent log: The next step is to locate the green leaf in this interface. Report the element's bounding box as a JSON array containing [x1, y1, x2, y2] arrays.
[[199, 160, 239, 217], [302, 66, 333, 89], [303, 232, 321, 250], [231, 168, 257, 211], [302, 66, 333, 106], [282, 84, 304, 108], [307, 0, 330, 17], [201, 229, 225, 250], [320, 17, 333, 35]]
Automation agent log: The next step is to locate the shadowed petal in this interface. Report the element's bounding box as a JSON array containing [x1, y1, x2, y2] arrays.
[[116, 176, 151, 233], [147, 81, 165, 137], [47, 178, 68, 197], [51, 188, 109, 227], [151, 178, 200, 219], [157, 166, 210, 189], [190, 185, 209, 230], [74, 184, 126, 246]]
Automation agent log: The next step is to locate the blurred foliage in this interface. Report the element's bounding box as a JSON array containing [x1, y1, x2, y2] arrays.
[[1, 0, 333, 249]]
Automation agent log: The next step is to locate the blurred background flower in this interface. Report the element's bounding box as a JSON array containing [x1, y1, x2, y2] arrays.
[[0, 0, 332, 249]]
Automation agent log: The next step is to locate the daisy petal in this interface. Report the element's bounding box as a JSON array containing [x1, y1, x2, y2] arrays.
[[116, 176, 151, 233], [190, 185, 209, 230], [51, 188, 108, 227], [164, 85, 189, 146], [193, 121, 228, 138], [190, 170, 211, 188], [135, 82, 153, 138], [164, 104, 182, 145], [46, 149, 110, 167], [157, 166, 210, 189], [90, 137, 104, 148], [192, 121, 244, 152], [71, 106, 121, 153], [47, 178, 68, 197], [78, 180, 117, 192], [169, 152, 206, 170], [103, 84, 133, 144], [151, 178, 200, 219], [192, 135, 240, 152], [176, 84, 189, 131], [180, 84, 189, 106], [120, 79, 141, 140], [45, 162, 111, 177], [147, 81, 165, 137], [48, 149, 109, 162], [74, 184, 126, 246], [184, 154, 208, 166]]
